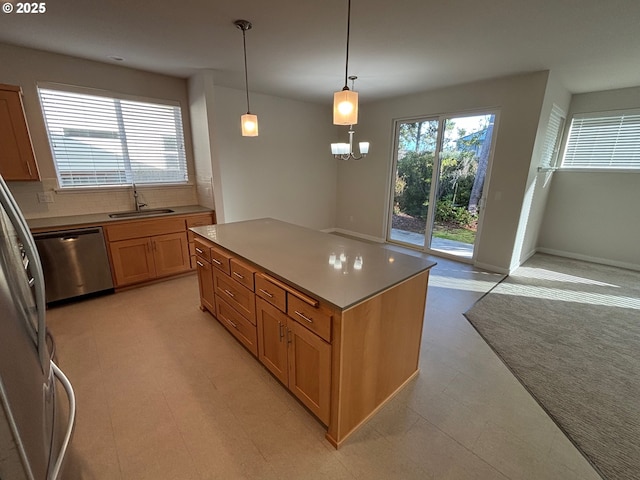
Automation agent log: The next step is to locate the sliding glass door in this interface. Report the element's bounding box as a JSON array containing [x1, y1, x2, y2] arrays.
[[388, 112, 497, 260]]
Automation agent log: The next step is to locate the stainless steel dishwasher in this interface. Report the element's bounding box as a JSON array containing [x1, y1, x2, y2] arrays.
[[34, 226, 114, 303]]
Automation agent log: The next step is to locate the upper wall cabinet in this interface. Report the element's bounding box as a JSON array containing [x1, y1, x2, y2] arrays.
[[0, 84, 40, 181]]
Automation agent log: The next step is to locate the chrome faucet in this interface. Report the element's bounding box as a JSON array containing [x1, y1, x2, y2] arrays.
[[132, 183, 147, 212]]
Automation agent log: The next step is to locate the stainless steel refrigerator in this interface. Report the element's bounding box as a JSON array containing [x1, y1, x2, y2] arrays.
[[0, 174, 76, 480]]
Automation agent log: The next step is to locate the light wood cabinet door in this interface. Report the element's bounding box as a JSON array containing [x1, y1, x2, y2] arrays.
[[287, 320, 331, 424], [0, 85, 39, 181], [110, 238, 155, 286], [152, 232, 190, 278], [196, 258, 215, 313], [256, 297, 331, 424], [256, 297, 289, 385]]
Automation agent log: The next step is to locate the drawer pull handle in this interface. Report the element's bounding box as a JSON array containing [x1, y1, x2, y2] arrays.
[[259, 288, 274, 298], [226, 318, 238, 329], [287, 328, 292, 344], [233, 272, 244, 279], [294, 311, 313, 323], [196, 261, 204, 268], [224, 289, 235, 298], [195, 247, 203, 254], [211, 258, 222, 265]]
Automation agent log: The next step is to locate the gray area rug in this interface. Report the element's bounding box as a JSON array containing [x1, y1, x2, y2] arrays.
[[464, 253, 640, 480]]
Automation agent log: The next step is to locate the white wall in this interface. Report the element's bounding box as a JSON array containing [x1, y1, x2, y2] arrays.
[[511, 71, 571, 268], [205, 85, 337, 230], [538, 86, 640, 270], [336, 71, 550, 273], [0, 43, 197, 218], [188, 71, 217, 211]]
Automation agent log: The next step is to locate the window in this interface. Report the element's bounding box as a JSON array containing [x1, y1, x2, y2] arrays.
[[38, 86, 188, 187], [539, 105, 565, 170], [562, 110, 640, 170]]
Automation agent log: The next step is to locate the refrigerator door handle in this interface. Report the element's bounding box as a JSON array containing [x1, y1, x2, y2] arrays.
[[48, 361, 76, 480], [0, 176, 48, 373]]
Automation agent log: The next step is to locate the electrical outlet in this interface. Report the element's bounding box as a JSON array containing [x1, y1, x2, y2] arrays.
[[37, 192, 54, 203]]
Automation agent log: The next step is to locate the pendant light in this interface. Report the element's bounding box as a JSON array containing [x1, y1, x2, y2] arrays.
[[331, 76, 369, 160], [235, 20, 258, 136], [333, 0, 358, 126]]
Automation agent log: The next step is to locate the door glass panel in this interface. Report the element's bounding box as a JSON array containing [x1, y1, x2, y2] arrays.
[[389, 119, 439, 247], [429, 114, 495, 258]]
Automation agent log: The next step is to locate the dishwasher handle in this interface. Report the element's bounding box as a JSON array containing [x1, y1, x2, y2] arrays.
[[34, 228, 103, 241]]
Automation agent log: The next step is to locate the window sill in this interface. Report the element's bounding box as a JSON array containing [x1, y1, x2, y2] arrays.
[[54, 183, 194, 194]]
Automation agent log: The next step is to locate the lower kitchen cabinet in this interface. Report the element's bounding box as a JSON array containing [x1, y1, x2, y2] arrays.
[[256, 297, 331, 424], [105, 215, 203, 287], [152, 232, 190, 277], [109, 232, 189, 286], [109, 237, 156, 285], [195, 256, 215, 314]]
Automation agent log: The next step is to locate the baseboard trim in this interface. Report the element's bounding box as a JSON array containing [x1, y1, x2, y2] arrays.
[[536, 247, 640, 272], [473, 261, 510, 275]]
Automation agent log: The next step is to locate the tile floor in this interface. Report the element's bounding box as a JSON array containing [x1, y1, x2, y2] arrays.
[[48, 253, 602, 480]]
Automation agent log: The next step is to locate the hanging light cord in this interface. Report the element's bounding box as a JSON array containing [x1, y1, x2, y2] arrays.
[[241, 27, 251, 114], [343, 0, 352, 90]]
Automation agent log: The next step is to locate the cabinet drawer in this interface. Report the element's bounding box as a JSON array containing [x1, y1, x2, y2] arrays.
[[230, 258, 256, 292], [106, 217, 185, 242], [185, 213, 214, 228], [187, 213, 214, 241], [255, 274, 286, 312], [214, 270, 256, 323], [193, 238, 211, 262], [287, 295, 332, 343], [210, 246, 231, 275], [216, 296, 258, 357]]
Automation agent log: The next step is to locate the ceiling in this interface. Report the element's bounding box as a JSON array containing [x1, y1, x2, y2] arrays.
[[1, 0, 640, 104]]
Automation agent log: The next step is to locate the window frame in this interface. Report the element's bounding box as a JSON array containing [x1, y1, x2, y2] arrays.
[[559, 108, 640, 173], [37, 82, 191, 189]]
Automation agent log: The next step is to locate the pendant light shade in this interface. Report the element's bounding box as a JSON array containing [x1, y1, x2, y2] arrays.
[[333, 89, 358, 125], [333, 0, 359, 126], [241, 113, 258, 136], [235, 20, 258, 137]]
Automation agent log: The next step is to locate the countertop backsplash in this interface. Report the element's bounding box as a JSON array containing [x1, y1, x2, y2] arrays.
[[7, 178, 198, 219]]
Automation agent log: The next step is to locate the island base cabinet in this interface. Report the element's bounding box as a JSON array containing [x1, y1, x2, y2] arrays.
[[256, 298, 290, 385], [216, 296, 258, 357], [287, 319, 331, 424], [256, 298, 331, 424], [195, 257, 215, 314]]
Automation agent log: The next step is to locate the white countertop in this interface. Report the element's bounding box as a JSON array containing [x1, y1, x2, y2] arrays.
[[191, 218, 436, 310], [27, 205, 214, 231]]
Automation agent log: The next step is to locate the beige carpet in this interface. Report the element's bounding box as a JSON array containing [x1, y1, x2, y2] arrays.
[[465, 253, 640, 480]]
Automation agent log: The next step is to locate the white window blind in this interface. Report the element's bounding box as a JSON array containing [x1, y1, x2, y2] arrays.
[[38, 87, 188, 187], [562, 111, 640, 170], [539, 105, 565, 170]]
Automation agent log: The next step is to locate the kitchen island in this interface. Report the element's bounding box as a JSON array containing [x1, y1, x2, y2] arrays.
[[191, 218, 436, 448]]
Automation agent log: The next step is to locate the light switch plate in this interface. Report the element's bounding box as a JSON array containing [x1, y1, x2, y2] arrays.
[[37, 192, 54, 203]]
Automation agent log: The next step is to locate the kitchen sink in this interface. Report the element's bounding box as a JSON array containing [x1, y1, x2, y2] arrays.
[[108, 208, 174, 219]]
